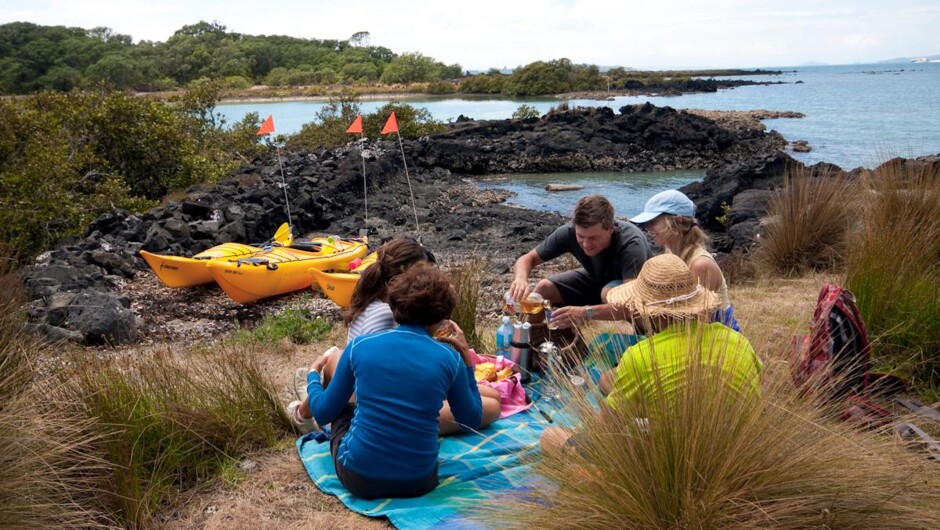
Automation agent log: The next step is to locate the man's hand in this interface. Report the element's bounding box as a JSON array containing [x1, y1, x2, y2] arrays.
[[548, 305, 588, 329], [507, 279, 530, 304]]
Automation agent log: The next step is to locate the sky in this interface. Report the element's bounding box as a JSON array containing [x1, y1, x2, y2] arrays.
[[2, 0, 939, 70]]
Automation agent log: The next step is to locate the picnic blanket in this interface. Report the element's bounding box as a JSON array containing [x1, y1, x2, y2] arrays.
[[296, 394, 555, 529]]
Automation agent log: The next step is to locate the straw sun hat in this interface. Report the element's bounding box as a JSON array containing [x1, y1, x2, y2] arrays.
[[608, 254, 719, 318]]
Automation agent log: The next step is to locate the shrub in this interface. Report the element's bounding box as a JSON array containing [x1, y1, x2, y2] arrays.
[[459, 73, 505, 94], [511, 104, 541, 120], [51, 345, 291, 528], [477, 331, 940, 529], [755, 170, 856, 276], [426, 79, 457, 94], [233, 305, 333, 345], [845, 159, 940, 392]]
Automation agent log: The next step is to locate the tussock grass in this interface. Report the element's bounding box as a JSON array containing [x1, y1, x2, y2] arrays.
[[846, 160, 940, 393], [448, 258, 485, 349], [50, 346, 292, 529], [0, 257, 111, 528], [478, 326, 940, 530], [756, 169, 857, 276]]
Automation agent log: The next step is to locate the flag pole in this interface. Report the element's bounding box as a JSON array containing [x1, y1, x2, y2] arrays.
[[395, 130, 419, 233], [257, 115, 293, 239], [359, 132, 368, 224], [274, 144, 294, 234]]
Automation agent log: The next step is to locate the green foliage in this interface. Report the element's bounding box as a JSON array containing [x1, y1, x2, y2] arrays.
[[286, 96, 445, 150], [52, 346, 290, 528], [459, 73, 505, 94], [284, 93, 362, 150], [715, 200, 731, 226], [379, 52, 459, 84], [234, 305, 333, 345], [363, 102, 445, 138], [427, 80, 457, 94], [0, 85, 260, 261], [512, 104, 541, 120], [846, 161, 940, 391], [502, 58, 581, 96]]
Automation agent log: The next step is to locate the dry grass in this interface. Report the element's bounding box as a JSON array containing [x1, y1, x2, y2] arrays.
[[754, 170, 857, 276], [475, 323, 940, 530], [0, 261, 112, 529]]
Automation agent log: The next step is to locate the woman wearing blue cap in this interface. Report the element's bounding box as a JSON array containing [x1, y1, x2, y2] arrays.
[[630, 190, 739, 331]]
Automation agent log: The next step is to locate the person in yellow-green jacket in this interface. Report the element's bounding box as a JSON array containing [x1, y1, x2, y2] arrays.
[[540, 253, 762, 455]]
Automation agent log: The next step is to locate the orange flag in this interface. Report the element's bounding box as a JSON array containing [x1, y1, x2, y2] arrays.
[[381, 112, 399, 134], [256, 115, 275, 136], [346, 115, 363, 134]]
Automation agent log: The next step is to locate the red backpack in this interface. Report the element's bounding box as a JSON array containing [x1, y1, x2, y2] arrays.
[[792, 284, 891, 421]]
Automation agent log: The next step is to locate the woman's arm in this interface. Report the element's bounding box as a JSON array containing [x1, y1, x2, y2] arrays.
[[307, 343, 357, 425], [439, 322, 484, 430], [690, 256, 723, 291]]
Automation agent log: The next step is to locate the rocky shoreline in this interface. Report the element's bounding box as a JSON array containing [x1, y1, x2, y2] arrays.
[[19, 102, 938, 346]]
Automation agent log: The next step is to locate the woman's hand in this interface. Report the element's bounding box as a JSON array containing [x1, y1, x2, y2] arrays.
[[309, 352, 332, 374], [437, 320, 473, 365]]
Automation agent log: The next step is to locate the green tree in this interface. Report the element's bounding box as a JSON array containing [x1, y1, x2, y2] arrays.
[[380, 52, 440, 83], [503, 58, 574, 96]]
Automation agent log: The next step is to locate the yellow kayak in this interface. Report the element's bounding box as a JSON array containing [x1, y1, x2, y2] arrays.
[[207, 238, 368, 304], [139, 223, 293, 288], [309, 252, 378, 308]]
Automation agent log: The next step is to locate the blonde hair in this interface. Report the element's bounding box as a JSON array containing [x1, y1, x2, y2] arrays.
[[662, 215, 709, 262]]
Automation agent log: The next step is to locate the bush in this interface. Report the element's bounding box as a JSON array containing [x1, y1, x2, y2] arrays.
[[755, 170, 856, 276], [477, 331, 940, 529], [233, 305, 333, 345], [459, 73, 505, 94], [426, 80, 457, 94], [51, 346, 291, 528], [845, 159, 940, 391], [286, 96, 445, 150], [511, 104, 541, 120], [0, 85, 258, 261]]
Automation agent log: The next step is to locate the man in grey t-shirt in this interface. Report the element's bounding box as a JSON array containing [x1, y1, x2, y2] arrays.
[[506, 195, 651, 328]]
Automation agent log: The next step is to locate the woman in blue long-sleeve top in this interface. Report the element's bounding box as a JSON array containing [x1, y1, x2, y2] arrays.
[[305, 263, 483, 499]]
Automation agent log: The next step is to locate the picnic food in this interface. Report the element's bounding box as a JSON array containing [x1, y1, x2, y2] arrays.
[[474, 362, 513, 383]]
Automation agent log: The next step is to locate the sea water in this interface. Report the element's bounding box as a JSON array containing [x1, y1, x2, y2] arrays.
[[218, 62, 940, 170], [217, 63, 939, 214]]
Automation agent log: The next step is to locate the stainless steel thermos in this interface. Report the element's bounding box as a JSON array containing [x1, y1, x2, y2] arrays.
[[510, 321, 532, 382]]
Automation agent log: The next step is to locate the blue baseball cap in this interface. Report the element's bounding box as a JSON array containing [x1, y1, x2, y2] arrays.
[[629, 190, 695, 224]]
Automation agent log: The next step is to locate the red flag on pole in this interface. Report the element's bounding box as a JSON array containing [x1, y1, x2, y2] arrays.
[[381, 112, 399, 134], [256, 115, 275, 136], [346, 115, 363, 134]]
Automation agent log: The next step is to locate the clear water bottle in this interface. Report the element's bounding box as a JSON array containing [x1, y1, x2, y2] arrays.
[[495, 316, 512, 356]]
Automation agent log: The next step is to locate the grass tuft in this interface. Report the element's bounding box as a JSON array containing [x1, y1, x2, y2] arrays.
[[845, 159, 940, 393], [755, 169, 856, 276], [476, 327, 940, 529], [50, 346, 292, 529], [448, 258, 485, 349], [0, 256, 111, 528]]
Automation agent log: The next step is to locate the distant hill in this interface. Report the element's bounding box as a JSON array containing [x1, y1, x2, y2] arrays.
[[878, 54, 940, 63]]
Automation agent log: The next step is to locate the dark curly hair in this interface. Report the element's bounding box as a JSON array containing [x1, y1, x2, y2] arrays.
[[344, 238, 436, 326], [387, 263, 457, 327]]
